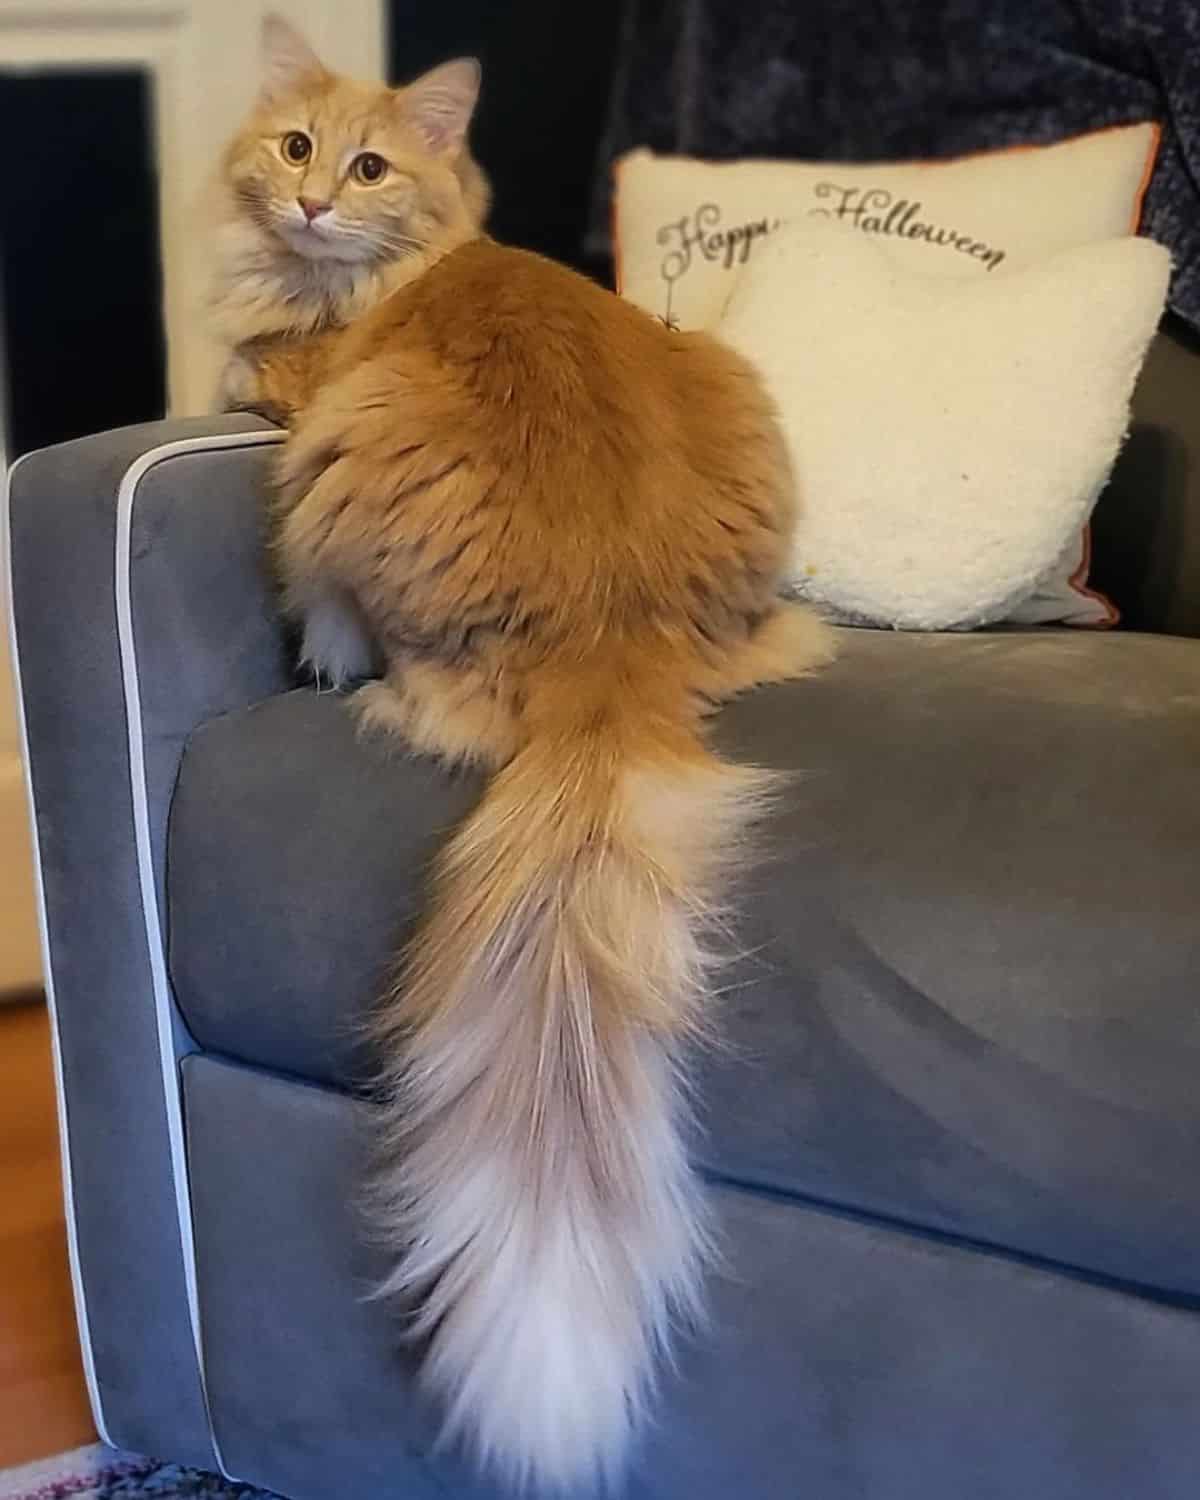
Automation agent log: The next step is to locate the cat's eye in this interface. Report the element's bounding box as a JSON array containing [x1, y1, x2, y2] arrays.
[[351, 152, 388, 185], [281, 131, 312, 165]]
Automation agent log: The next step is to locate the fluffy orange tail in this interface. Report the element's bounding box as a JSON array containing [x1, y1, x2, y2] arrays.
[[371, 709, 770, 1489]]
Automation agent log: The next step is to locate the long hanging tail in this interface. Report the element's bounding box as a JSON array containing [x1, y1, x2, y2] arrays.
[[371, 711, 770, 1490]]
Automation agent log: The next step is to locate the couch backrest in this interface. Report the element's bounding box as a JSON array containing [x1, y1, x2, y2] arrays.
[[1091, 316, 1200, 638]]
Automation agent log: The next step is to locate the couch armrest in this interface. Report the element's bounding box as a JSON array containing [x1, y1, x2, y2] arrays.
[[4, 416, 285, 1467]]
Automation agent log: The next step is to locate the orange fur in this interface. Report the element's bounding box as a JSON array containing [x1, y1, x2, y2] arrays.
[[217, 21, 834, 1491]]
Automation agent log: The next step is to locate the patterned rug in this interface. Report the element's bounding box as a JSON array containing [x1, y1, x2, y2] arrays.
[[0, 1446, 282, 1500]]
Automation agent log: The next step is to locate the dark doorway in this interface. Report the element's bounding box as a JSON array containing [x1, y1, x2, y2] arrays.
[[388, 0, 620, 277], [0, 69, 167, 459]]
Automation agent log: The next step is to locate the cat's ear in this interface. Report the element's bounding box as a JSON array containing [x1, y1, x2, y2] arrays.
[[259, 13, 328, 103], [401, 58, 481, 155]]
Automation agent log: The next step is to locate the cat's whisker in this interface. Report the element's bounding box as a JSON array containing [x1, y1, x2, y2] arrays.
[[372, 236, 430, 259]]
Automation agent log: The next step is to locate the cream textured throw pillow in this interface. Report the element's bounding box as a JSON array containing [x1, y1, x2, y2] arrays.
[[717, 226, 1170, 631]]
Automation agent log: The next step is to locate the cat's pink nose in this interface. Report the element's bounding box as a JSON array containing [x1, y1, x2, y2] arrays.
[[298, 196, 331, 223]]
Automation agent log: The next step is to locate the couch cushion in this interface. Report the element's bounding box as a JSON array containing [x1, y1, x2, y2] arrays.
[[168, 628, 1200, 1297]]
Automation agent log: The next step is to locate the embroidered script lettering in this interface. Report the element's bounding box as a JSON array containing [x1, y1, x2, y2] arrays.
[[808, 183, 1005, 271], [652, 191, 1006, 324]]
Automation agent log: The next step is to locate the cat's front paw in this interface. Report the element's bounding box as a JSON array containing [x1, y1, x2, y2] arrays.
[[300, 588, 379, 688], [215, 350, 262, 412], [214, 351, 289, 427], [241, 399, 291, 428]]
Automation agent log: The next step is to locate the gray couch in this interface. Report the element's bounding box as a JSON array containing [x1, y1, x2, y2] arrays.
[[5, 321, 1199, 1500]]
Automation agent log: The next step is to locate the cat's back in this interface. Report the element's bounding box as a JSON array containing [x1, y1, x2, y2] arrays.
[[362, 238, 743, 431], [400, 238, 650, 367], [324, 237, 784, 533]]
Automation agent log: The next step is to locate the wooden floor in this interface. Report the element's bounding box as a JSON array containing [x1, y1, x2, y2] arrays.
[[0, 999, 96, 1469]]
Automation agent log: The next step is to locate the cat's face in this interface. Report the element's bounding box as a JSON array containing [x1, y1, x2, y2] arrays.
[[223, 16, 480, 268]]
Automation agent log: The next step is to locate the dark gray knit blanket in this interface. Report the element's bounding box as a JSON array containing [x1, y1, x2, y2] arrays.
[[587, 0, 1200, 332]]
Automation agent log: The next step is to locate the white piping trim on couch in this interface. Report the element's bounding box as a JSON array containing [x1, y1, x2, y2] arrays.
[[3, 448, 114, 1449], [114, 430, 284, 1479]]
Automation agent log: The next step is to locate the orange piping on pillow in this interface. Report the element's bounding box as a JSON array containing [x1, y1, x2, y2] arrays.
[[904, 118, 1160, 173], [1068, 525, 1120, 627], [1129, 121, 1162, 230]]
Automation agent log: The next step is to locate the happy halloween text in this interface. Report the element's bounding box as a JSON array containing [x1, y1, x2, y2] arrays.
[[656, 187, 1006, 283]]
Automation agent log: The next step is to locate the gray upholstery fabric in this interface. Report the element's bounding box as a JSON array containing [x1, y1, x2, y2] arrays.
[[185, 1052, 1200, 1500], [1093, 319, 1200, 638], [170, 689, 482, 1087], [125, 447, 292, 915], [169, 629, 1200, 1300], [6, 417, 280, 1464]]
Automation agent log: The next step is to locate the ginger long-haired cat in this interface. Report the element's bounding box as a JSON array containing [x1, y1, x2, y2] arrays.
[[213, 16, 832, 1491], [210, 14, 490, 412]]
